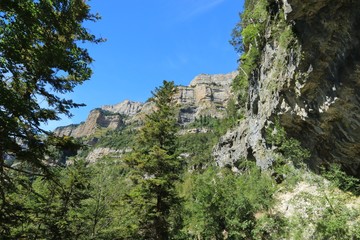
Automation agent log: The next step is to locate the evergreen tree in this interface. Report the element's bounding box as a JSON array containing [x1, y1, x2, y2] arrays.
[[125, 81, 183, 239], [3, 159, 92, 239], [0, 0, 100, 235]]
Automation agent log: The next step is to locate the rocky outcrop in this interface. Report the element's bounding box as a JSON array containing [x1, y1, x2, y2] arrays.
[[54, 109, 124, 138], [101, 100, 143, 116], [55, 72, 237, 137], [54, 124, 79, 137], [214, 0, 360, 176], [176, 72, 236, 124], [85, 147, 131, 163]]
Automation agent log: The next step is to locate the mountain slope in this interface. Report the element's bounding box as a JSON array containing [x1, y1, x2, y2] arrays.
[[215, 0, 360, 177]]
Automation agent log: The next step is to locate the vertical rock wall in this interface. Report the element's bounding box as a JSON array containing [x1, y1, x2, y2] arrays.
[[215, 0, 360, 176]]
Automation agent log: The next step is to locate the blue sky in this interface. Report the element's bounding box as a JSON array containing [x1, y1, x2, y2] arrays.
[[45, 0, 244, 130]]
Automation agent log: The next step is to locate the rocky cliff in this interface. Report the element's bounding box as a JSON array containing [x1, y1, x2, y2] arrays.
[[54, 109, 125, 138], [214, 0, 360, 177], [176, 72, 236, 124], [101, 100, 143, 116], [54, 72, 237, 138]]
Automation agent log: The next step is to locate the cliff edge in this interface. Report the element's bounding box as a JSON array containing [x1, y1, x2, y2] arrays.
[[214, 0, 360, 177]]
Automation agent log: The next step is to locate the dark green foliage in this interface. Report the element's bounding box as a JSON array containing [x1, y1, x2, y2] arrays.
[[82, 158, 133, 239], [124, 81, 184, 239], [190, 114, 241, 136], [0, 172, 33, 238], [266, 120, 310, 167], [181, 164, 276, 239], [179, 111, 244, 170], [0, 0, 101, 167], [96, 125, 136, 149], [190, 115, 222, 131], [321, 164, 360, 195], [2, 1, 359, 239], [33, 160, 92, 239], [177, 132, 218, 169], [226, 97, 243, 125], [2, 159, 93, 239], [0, 1, 101, 234]]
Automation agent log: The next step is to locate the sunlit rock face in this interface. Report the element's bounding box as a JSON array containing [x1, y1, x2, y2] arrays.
[[54, 72, 237, 136], [102, 100, 143, 116], [54, 109, 124, 138], [175, 72, 237, 124], [214, 0, 360, 177]]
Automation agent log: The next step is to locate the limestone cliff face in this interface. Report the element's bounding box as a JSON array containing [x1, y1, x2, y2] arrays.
[[101, 100, 143, 116], [54, 109, 124, 138], [54, 72, 237, 137], [214, 0, 360, 176], [53, 124, 79, 137], [176, 72, 236, 124]]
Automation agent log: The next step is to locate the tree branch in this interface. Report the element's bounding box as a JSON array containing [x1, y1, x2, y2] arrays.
[[4, 164, 46, 177]]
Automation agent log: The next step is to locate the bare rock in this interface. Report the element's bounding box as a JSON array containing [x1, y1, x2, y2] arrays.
[[55, 72, 238, 137], [214, 0, 360, 176], [176, 72, 237, 124], [101, 100, 143, 116], [54, 109, 124, 138]]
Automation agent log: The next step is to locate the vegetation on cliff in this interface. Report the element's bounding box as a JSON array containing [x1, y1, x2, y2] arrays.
[[1, 0, 360, 239], [230, 0, 268, 108]]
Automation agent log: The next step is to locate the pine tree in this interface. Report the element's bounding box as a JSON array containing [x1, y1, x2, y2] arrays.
[[28, 159, 92, 239], [125, 81, 183, 239], [0, 0, 101, 235]]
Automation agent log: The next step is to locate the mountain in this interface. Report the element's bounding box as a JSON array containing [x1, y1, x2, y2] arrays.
[[214, 0, 360, 177], [7, 1, 360, 239], [54, 0, 360, 178], [54, 72, 237, 138]]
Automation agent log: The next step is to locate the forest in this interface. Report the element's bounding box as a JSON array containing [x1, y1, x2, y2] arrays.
[[1, 0, 360, 239]]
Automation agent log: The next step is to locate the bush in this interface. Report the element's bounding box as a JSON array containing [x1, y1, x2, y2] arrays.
[[252, 214, 288, 240], [315, 207, 352, 240], [321, 164, 360, 195], [266, 120, 310, 167], [181, 164, 276, 238], [231, 0, 269, 108]]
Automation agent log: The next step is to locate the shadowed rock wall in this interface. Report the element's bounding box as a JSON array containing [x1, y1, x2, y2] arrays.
[[214, 0, 360, 176]]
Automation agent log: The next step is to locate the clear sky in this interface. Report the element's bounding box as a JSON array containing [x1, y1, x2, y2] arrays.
[[45, 0, 244, 130]]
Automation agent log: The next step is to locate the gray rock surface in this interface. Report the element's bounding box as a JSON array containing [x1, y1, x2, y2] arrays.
[[214, 0, 360, 176], [176, 72, 237, 124], [55, 109, 124, 138], [101, 100, 143, 116]]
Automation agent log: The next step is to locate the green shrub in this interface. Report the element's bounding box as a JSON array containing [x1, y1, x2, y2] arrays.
[[177, 132, 218, 169], [315, 207, 352, 240], [96, 125, 136, 149], [231, 0, 269, 106], [266, 120, 310, 168], [252, 214, 289, 240], [321, 164, 360, 195], [181, 164, 276, 238]]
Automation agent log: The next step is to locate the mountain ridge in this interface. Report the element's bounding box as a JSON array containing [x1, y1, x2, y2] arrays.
[[54, 71, 237, 138], [214, 0, 360, 177]]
